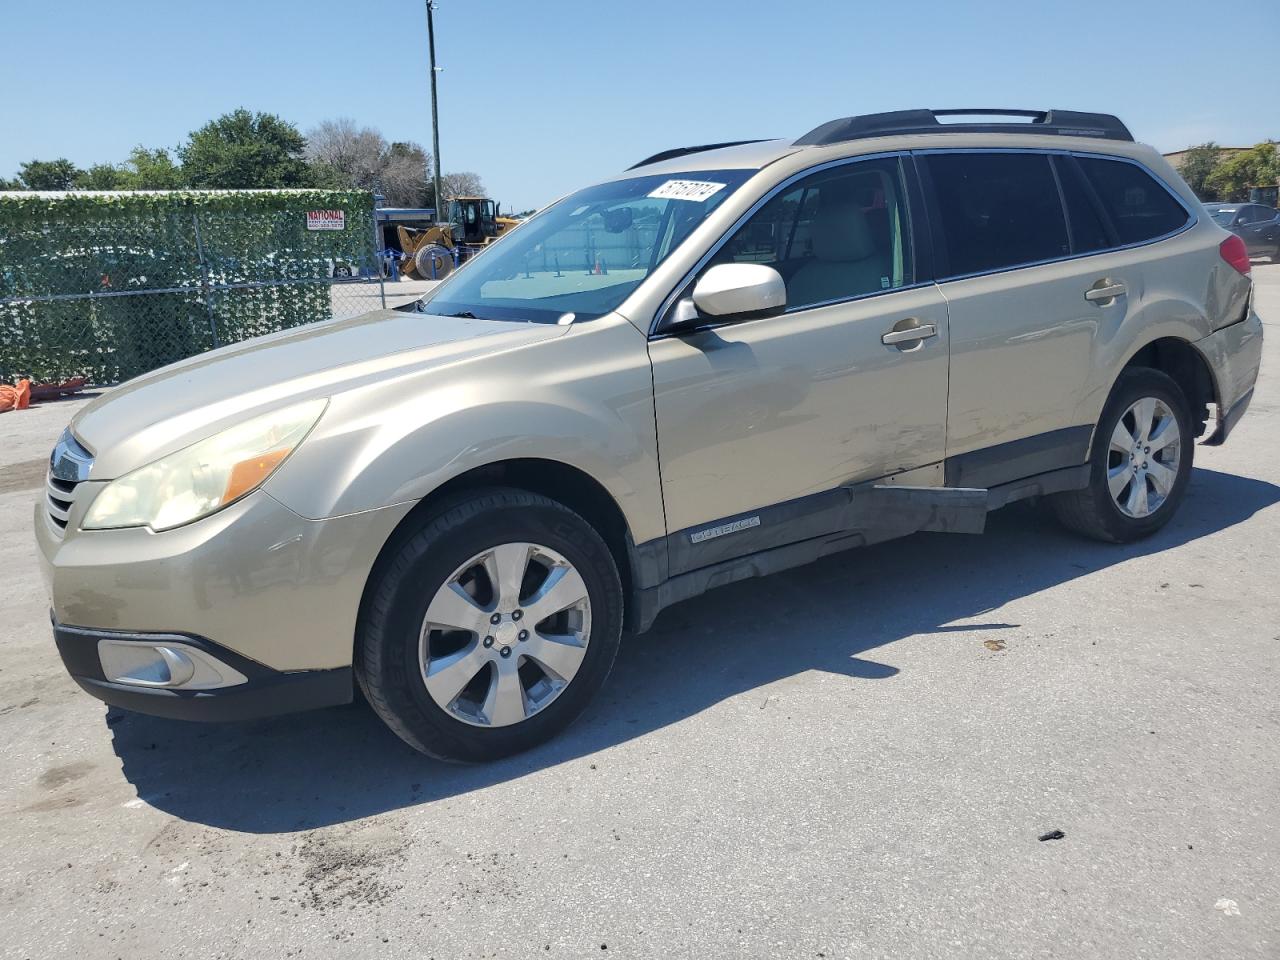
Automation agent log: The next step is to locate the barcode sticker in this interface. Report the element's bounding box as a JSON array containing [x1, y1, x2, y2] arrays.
[[647, 180, 728, 202]]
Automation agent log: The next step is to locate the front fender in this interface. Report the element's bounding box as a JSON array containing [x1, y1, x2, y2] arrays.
[[264, 314, 666, 546]]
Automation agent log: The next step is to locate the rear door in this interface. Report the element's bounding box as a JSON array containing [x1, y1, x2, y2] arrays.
[[1240, 205, 1278, 255], [918, 150, 1118, 485], [1264, 208, 1280, 254], [919, 149, 1195, 488]]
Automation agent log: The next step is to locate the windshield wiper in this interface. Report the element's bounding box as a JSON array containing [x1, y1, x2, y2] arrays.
[[447, 310, 481, 319]]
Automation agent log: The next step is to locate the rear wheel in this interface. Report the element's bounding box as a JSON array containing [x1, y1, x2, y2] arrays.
[[357, 489, 623, 762], [1048, 368, 1193, 543]]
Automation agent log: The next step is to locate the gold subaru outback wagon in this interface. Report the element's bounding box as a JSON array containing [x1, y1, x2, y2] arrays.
[[38, 109, 1262, 761]]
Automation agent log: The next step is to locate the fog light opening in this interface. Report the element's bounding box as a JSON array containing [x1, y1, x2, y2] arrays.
[[97, 638, 248, 690]]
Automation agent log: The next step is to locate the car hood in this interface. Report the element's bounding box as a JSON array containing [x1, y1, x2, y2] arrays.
[[72, 309, 568, 479]]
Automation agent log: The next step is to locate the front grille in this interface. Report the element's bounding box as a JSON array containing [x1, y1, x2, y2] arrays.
[[47, 429, 94, 538], [46, 474, 77, 532]]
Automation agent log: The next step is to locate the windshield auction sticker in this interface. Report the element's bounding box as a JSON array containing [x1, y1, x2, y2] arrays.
[[647, 180, 727, 202]]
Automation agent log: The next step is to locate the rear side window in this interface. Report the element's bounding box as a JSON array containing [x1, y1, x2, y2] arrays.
[[924, 153, 1069, 277], [1076, 156, 1190, 245]]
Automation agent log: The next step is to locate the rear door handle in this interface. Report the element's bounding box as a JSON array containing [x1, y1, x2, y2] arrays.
[[881, 323, 937, 346], [1084, 281, 1126, 303]]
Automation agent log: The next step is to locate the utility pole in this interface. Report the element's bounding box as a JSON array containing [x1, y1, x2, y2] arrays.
[[426, 0, 444, 221]]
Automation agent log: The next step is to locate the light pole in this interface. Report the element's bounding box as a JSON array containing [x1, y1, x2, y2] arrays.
[[426, 0, 444, 221]]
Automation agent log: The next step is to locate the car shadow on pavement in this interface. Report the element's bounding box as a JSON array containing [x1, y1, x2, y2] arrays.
[[107, 466, 1280, 833]]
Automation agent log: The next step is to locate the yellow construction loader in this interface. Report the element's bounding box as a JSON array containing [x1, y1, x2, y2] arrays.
[[396, 197, 520, 280]]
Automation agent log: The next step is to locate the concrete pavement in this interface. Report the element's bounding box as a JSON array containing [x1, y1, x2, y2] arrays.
[[2, 265, 1278, 960]]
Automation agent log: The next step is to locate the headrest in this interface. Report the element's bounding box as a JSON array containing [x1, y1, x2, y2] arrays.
[[811, 198, 875, 262]]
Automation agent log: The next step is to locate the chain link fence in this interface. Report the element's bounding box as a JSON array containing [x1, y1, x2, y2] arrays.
[[0, 190, 384, 386]]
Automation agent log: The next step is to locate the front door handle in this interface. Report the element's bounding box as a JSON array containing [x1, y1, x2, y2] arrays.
[[881, 322, 937, 346], [1084, 281, 1127, 304]]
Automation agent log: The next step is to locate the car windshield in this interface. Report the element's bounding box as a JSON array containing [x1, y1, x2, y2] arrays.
[[421, 169, 755, 322], [1209, 207, 1237, 225]]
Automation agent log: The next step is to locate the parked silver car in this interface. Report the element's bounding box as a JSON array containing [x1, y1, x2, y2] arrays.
[[38, 109, 1263, 761]]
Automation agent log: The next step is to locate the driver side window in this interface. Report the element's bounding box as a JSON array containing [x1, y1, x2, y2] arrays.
[[708, 156, 914, 311]]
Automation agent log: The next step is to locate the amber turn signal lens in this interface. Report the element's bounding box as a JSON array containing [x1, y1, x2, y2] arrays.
[[222, 448, 290, 503]]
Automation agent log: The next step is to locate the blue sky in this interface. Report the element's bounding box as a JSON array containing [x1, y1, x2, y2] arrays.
[[3, 0, 1276, 210]]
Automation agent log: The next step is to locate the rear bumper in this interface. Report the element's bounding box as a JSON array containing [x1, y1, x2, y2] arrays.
[[1199, 310, 1264, 445], [54, 621, 352, 722]]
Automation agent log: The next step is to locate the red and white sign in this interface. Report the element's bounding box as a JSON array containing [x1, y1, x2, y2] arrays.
[[306, 209, 346, 231]]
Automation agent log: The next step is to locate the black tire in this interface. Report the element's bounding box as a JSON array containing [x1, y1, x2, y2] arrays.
[[357, 488, 623, 762], [1048, 367, 1194, 543], [413, 243, 453, 280]]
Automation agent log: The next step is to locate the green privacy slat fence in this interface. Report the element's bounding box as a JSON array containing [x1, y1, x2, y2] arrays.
[[0, 189, 381, 385]]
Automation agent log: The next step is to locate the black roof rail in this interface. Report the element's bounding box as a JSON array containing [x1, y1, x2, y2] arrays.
[[795, 109, 1133, 146], [628, 140, 770, 170]]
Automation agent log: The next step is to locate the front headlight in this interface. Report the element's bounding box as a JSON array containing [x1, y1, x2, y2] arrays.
[[83, 399, 327, 532]]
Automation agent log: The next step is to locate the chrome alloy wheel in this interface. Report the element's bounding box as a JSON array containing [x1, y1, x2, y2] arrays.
[[418, 542, 591, 728], [1108, 396, 1182, 519]]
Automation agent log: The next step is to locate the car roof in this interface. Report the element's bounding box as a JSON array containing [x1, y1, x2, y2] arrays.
[[622, 108, 1138, 178]]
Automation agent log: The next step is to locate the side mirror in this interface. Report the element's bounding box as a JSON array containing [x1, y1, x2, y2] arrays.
[[659, 263, 786, 334]]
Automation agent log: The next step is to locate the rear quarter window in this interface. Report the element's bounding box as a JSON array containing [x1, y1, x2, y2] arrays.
[[1075, 157, 1190, 245]]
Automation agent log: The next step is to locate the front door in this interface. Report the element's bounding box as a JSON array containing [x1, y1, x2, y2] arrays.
[[648, 155, 950, 573], [1240, 206, 1279, 256]]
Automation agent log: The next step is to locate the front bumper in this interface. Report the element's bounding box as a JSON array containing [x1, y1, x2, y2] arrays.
[[35, 488, 415, 675], [54, 621, 352, 721]]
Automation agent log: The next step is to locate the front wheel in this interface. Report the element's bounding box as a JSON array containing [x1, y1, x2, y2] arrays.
[[413, 243, 453, 280], [357, 489, 623, 762], [1047, 368, 1194, 543]]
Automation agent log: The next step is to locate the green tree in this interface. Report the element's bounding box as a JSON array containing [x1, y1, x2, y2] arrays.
[[16, 158, 81, 190], [74, 162, 127, 190], [306, 159, 351, 190], [179, 109, 312, 188], [118, 146, 185, 190], [1206, 142, 1280, 202], [1175, 143, 1221, 201]]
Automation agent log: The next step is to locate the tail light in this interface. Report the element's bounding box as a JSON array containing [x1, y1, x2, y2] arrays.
[[1219, 235, 1251, 276]]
